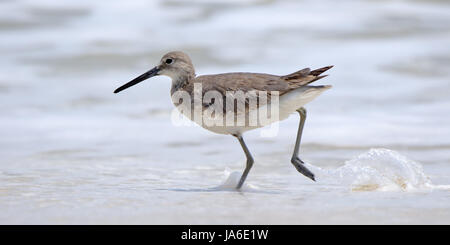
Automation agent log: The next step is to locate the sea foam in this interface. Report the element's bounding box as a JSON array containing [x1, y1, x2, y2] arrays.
[[313, 148, 449, 192]]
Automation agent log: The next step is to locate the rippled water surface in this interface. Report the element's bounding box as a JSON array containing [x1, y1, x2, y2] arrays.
[[1, 0, 450, 224]]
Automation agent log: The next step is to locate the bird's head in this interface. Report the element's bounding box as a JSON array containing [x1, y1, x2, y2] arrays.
[[114, 51, 195, 94]]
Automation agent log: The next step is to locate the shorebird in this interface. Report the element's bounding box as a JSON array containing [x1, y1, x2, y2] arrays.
[[114, 51, 332, 189]]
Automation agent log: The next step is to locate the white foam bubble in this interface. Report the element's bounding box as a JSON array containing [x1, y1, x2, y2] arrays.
[[214, 168, 259, 191], [311, 148, 448, 192]]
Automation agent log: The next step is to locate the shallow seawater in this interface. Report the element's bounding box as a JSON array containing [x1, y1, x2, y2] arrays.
[[1, 0, 450, 224]]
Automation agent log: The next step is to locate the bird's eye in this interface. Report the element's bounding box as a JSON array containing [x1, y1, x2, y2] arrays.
[[165, 58, 173, 64]]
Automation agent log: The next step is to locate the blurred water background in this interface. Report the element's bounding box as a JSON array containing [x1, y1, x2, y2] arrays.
[[0, 0, 450, 224]]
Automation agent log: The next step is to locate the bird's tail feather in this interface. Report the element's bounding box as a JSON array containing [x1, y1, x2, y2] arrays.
[[281, 65, 334, 87]]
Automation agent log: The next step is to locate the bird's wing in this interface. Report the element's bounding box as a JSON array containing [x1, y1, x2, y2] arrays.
[[191, 67, 333, 112], [197, 66, 333, 95], [194, 73, 287, 113], [197, 73, 288, 94]]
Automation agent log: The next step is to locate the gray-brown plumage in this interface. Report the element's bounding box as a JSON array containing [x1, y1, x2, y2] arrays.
[[190, 67, 331, 95], [114, 51, 333, 189]]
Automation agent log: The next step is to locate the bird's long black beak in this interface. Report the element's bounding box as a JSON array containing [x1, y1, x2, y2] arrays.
[[114, 66, 160, 93]]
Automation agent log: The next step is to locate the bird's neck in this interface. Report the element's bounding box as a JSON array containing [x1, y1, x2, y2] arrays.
[[170, 73, 195, 95]]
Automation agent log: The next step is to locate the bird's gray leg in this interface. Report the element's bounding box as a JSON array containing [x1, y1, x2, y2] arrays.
[[233, 134, 254, 189], [291, 107, 315, 181]]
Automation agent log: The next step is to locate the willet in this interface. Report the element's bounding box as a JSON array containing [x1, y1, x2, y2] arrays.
[[114, 51, 332, 189]]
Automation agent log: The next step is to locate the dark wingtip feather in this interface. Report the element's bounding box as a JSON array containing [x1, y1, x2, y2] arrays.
[[310, 65, 334, 76]]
